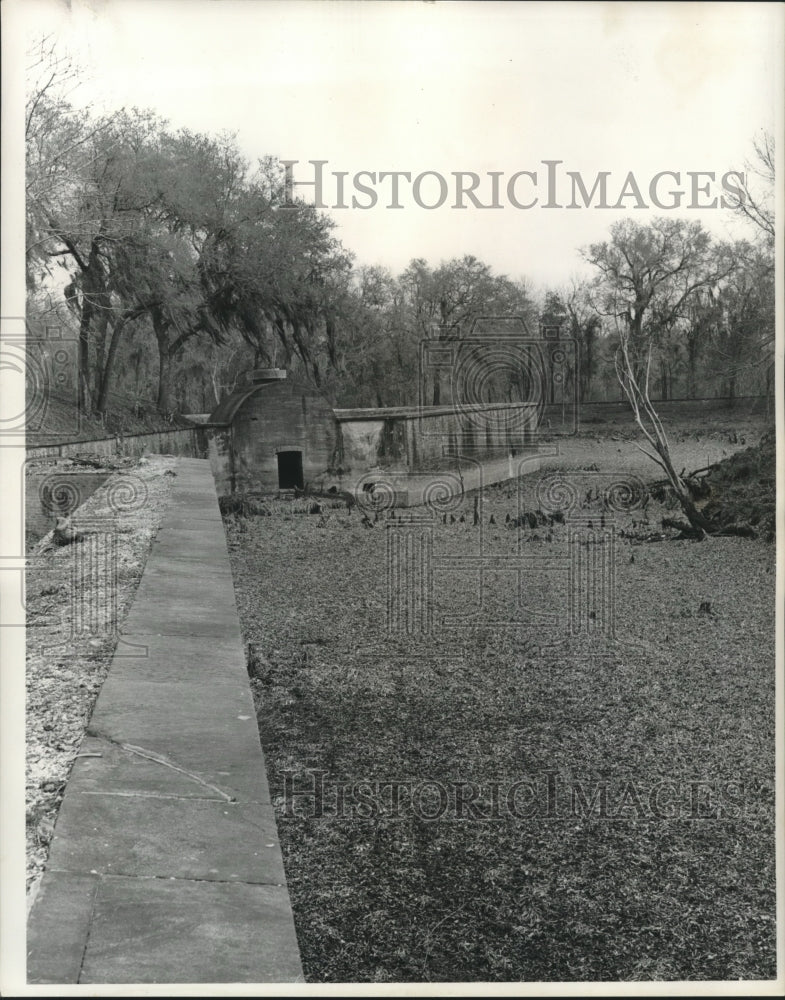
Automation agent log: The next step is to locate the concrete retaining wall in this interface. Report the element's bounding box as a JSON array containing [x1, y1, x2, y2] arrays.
[[329, 403, 540, 506], [334, 402, 538, 473]]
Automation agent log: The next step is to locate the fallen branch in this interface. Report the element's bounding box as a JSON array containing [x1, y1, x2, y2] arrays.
[[661, 516, 758, 540], [713, 522, 758, 539]]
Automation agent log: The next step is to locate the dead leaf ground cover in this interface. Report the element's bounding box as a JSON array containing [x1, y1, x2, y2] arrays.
[[225, 418, 776, 983]]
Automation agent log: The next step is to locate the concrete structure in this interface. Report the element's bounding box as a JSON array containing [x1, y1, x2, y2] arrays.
[[27, 459, 303, 984], [207, 370, 541, 504], [207, 370, 339, 496], [334, 401, 540, 506]]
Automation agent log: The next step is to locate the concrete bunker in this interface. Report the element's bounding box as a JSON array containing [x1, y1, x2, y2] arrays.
[[207, 369, 342, 496]]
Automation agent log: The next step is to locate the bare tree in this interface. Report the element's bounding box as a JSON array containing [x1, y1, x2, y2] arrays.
[[615, 320, 755, 538], [726, 130, 775, 245], [614, 321, 711, 535]]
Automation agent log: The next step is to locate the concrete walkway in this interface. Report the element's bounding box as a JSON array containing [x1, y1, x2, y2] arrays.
[[27, 459, 303, 984]]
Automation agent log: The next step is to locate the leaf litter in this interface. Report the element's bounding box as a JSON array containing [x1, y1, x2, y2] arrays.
[[225, 419, 776, 982]]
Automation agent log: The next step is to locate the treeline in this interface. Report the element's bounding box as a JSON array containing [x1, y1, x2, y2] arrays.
[[26, 41, 774, 418]]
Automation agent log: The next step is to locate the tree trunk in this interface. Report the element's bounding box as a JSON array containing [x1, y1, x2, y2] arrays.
[[95, 316, 129, 415], [151, 309, 173, 413], [582, 332, 595, 403], [133, 352, 142, 400], [652, 437, 715, 535], [157, 348, 172, 412], [77, 298, 92, 412], [91, 300, 110, 410], [686, 336, 698, 399], [79, 241, 110, 413]]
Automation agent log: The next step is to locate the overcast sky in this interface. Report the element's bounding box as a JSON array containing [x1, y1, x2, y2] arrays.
[[15, 0, 784, 290]]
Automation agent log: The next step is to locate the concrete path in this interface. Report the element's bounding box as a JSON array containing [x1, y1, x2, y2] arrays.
[[27, 459, 303, 984]]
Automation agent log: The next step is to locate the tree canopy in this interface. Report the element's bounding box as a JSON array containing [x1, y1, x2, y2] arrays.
[[26, 40, 774, 418]]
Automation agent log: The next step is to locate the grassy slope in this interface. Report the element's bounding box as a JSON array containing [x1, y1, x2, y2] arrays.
[[225, 424, 776, 983], [28, 389, 194, 444]]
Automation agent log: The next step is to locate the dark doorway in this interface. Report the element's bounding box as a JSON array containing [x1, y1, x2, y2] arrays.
[[277, 450, 304, 489]]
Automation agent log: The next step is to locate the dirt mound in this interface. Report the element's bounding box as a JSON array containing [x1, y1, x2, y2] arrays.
[[700, 429, 776, 540]]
